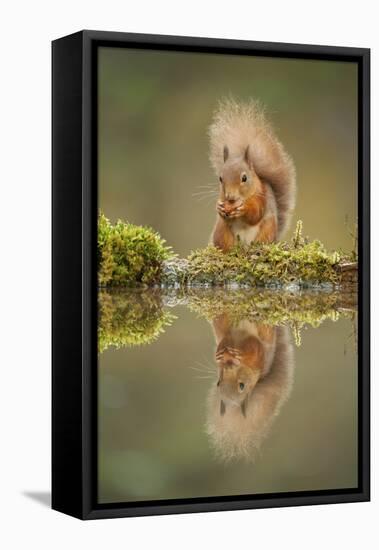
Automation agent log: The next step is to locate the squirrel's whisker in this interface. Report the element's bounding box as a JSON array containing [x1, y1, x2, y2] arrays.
[[192, 189, 218, 195], [201, 355, 216, 368], [196, 360, 216, 371], [192, 192, 217, 197], [197, 184, 218, 189], [193, 194, 219, 205], [190, 363, 215, 374]]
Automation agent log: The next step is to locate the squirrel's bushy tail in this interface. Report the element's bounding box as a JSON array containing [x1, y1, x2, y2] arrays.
[[208, 98, 296, 238]]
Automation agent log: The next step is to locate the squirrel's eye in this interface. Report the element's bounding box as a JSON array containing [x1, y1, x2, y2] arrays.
[[219, 176, 223, 183], [241, 174, 247, 183], [239, 382, 245, 391]]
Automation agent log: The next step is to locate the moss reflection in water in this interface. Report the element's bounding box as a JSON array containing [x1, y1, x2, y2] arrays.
[[98, 287, 356, 353], [98, 289, 176, 353]]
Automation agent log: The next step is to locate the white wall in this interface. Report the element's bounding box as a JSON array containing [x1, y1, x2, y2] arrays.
[[0, 1, 376, 548]]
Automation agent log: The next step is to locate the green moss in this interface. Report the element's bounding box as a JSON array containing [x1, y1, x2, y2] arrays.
[[98, 289, 176, 353], [185, 238, 343, 287], [98, 213, 356, 288], [98, 212, 173, 286]]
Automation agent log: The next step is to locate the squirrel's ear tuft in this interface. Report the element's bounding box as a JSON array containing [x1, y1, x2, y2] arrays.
[[220, 400, 226, 416], [223, 145, 229, 163], [244, 145, 250, 166]]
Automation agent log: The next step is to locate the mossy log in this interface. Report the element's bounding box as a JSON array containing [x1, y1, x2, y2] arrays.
[[98, 214, 358, 290], [160, 255, 357, 291]]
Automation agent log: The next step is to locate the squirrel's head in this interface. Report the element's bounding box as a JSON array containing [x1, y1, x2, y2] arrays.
[[217, 363, 261, 418], [219, 145, 258, 203]]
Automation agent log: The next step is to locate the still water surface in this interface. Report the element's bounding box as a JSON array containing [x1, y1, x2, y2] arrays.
[[98, 289, 357, 504]]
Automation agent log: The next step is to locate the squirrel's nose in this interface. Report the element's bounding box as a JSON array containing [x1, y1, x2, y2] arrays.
[[225, 196, 236, 203]]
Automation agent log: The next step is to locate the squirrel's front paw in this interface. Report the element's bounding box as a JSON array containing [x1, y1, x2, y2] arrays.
[[228, 205, 245, 219], [215, 348, 226, 362], [217, 201, 227, 218]]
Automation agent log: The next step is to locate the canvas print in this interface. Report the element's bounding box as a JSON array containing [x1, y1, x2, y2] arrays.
[[97, 47, 358, 505]]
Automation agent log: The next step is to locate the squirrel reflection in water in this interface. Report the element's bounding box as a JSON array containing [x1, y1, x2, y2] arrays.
[[206, 313, 294, 462]]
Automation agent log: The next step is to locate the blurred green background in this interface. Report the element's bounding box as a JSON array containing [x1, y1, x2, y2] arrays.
[[98, 47, 358, 256]]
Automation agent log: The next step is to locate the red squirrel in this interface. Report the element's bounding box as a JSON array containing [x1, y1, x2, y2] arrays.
[[212, 314, 278, 418], [208, 98, 296, 251], [206, 315, 294, 462]]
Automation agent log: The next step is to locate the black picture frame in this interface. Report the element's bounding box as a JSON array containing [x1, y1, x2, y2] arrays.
[[52, 30, 370, 520]]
